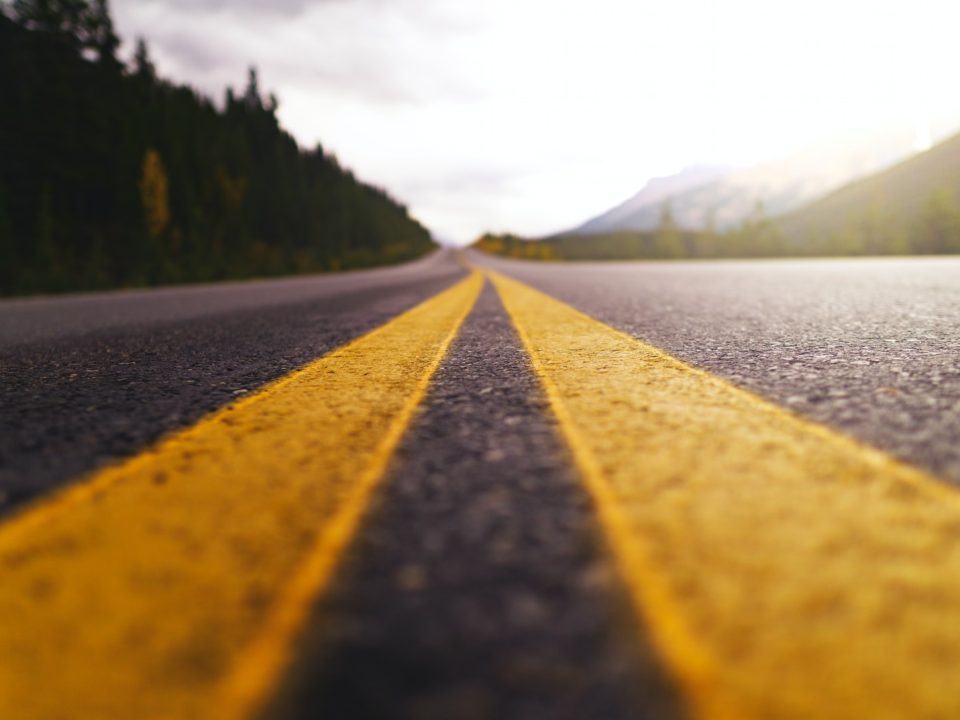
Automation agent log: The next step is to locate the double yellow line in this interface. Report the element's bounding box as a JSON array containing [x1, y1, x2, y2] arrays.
[[0, 273, 483, 720], [492, 272, 960, 720], [3, 267, 960, 720]]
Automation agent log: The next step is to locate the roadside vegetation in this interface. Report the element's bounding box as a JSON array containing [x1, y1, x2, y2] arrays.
[[475, 190, 960, 262], [476, 131, 960, 262], [0, 0, 435, 296]]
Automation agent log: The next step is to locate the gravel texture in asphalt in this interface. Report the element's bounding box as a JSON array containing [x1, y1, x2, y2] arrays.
[[266, 282, 682, 720], [0, 251, 465, 514], [475, 252, 960, 485]]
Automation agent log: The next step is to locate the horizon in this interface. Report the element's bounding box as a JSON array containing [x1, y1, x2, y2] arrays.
[[114, 0, 960, 244], [102, 0, 960, 243]]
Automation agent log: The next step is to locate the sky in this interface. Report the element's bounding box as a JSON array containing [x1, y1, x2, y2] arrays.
[[112, 0, 960, 244]]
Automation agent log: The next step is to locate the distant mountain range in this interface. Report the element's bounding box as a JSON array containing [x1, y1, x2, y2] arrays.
[[478, 120, 960, 261], [569, 127, 939, 235], [573, 165, 731, 234]]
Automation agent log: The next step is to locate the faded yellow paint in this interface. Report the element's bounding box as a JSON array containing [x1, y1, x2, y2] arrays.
[[0, 271, 483, 720], [491, 270, 960, 720]]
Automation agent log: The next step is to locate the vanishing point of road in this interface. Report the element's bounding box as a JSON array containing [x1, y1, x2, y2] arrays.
[[3, 249, 960, 720]]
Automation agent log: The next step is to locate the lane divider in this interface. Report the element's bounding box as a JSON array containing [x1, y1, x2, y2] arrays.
[[0, 271, 483, 720], [490, 270, 960, 720]]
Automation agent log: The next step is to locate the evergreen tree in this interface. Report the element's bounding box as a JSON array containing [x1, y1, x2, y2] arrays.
[[82, 0, 119, 65], [132, 37, 155, 81], [918, 187, 960, 254], [692, 206, 717, 257], [35, 186, 62, 289], [11, 0, 84, 35], [10, 0, 117, 62], [653, 201, 683, 259], [243, 66, 261, 110], [859, 192, 891, 255], [0, 4, 434, 296], [0, 186, 14, 291]]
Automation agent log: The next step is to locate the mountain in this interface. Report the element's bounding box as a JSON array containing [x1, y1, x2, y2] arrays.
[[778, 129, 960, 253], [478, 124, 960, 261], [570, 127, 934, 235], [573, 165, 731, 234]]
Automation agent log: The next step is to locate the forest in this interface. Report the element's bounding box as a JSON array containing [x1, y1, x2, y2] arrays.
[[0, 0, 435, 296], [474, 202, 783, 261]]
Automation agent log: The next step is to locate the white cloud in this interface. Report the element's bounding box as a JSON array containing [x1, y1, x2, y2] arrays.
[[112, 0, 960, 243]]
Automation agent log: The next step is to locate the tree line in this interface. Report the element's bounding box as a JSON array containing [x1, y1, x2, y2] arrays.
[[474, 190, 960, 262], [0, 0, 435, 296]]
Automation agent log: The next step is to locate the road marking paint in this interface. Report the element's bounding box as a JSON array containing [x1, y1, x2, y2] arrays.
[[491, 270, 960, 720], [0, 271, 483, 720]]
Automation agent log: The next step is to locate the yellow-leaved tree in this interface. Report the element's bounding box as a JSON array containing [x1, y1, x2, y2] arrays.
[[139, 148, 169, 240]]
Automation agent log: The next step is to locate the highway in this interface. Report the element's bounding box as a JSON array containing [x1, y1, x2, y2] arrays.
[[477, 252, 960, 485], [0, 250, 467, 512], [3, 249, 960, 719]]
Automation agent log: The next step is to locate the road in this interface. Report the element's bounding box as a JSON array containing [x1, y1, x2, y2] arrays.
[[3, 250, 960, 720], [475, 252, 960, 485], [0, 250, 467, 511]]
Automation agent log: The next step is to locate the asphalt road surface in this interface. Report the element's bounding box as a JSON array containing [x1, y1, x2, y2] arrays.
[[0, 250, 466, 512], [475, 251, 960, 485], [4, 249, 960, 720]]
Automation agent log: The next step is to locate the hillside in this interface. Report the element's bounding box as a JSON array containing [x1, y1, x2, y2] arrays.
[[476, 128, 960, 261], [778, 130, 960, 254], [0, 3, 434, 296], [569, 128, 926, 235]]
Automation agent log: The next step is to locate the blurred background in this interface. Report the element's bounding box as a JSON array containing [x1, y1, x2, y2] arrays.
[[4, 0, 960, 294]]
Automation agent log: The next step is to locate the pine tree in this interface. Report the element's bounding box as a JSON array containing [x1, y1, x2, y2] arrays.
[[1, 6, 434, 295], [11, 0, 84, 35], [860, 192, 893, 255], [918, 187, 960, 254], [695, 206, 718, 258], [244, 66, 261, 109], [739, 199, 783, 256], [0, 187, 15, 292], [654, 201, 683, 259], [82, 0, 118, 65], [132, 36, 155, 81], [35, 187, 62, 289]]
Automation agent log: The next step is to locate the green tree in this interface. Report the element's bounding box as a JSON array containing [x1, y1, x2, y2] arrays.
[[83, 0, 119, 65], [858, 192, 899, 255], [11, 0, 118, 63], [35, 187, 63, 290], [917, 187, 960, 254], [0, 6, 434, 296], [11, 0, 85, 34], [732, 199, 783, 256], [132, 36, 155, 81], [654, 201, 684, 259], [0, 187, 15, 292], [693, 206, 718, 258], [243, 66, 261, 109]]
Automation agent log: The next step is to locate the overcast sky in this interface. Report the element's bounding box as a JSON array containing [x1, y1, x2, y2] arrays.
[[112, 0, 960, 243]]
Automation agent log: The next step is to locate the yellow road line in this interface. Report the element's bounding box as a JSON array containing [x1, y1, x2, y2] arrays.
[[491, 270, 960, 720], [0, 271, 483, 720]]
